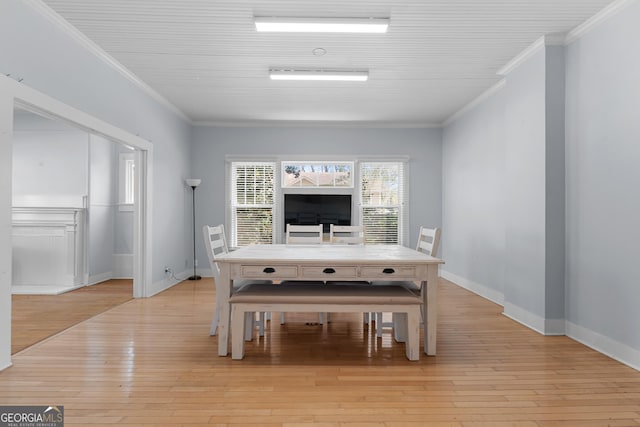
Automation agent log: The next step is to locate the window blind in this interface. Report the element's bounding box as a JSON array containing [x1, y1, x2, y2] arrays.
[[230, 162, 276, 246], [359, 162, 405, 244]]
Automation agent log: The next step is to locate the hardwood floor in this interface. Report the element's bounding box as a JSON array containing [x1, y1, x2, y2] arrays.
[[11, 279, 133, 354], [1, 277, 639, 426]]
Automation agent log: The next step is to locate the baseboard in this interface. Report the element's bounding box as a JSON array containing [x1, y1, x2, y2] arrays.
[[11, 284, 84, 295], [566, 321, 640, 371], [87, 272, 112, 286], [502, 302, 566, 335], [440, 269, 504, 306], [441, 270, 565, 335], [112, 254, 133, 278], [147, 268, 191, 297]]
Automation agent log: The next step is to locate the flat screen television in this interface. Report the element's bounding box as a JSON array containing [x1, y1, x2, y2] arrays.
[[284, 194, 351, 233]]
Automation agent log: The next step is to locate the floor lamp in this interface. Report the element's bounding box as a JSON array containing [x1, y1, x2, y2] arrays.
[[185, 178, 202, 280]]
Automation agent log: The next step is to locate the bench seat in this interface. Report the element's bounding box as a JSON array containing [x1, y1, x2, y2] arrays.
[[229, 282, 422, 361]]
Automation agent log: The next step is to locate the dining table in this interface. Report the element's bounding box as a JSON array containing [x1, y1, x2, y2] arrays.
[[214, 243, 444, 357]]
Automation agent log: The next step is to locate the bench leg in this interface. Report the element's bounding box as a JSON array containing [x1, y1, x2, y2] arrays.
[[405, 308, 420, 361], [394, 313, 406, 345], [244, 312, 255, 341], [394, 313, 407, 343], [231, 305, 245, 360], [258, 312, 265, 337]]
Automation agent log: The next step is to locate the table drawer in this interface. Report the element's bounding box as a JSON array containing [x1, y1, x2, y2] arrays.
[[240, 265, 298, 278], [301, 266, 358, 279], [359, 266, 417, 279]]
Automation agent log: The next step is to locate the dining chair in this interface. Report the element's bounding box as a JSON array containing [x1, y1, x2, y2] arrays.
[[329, 224, 364, 245], [285, 223, 324, 244], [372, 226, 441, 337], [281, 223, 325, 324], [203, 224, 271, 338], [327, 224, 368, 323]]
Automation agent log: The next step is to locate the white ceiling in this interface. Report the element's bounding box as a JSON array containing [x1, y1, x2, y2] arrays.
[[40, 0, 617, 126]]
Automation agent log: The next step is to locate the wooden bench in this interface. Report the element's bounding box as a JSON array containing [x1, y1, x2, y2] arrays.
[[229, 282, 422, 361]]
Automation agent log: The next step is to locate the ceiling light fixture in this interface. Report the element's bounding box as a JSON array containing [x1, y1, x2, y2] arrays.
[[255, 17, 389, 33], [269, 69, 369, 82]]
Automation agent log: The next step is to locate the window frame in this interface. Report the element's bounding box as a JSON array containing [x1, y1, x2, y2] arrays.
[[228, 160, 278, 248], [358, 160, 408, 246], [118, 152, 135, 211], [227, 156, 408, 247]]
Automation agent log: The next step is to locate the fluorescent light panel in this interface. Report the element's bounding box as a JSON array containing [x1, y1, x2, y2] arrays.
[[269, 69, 368, 82], [255, 17, 389, 33]]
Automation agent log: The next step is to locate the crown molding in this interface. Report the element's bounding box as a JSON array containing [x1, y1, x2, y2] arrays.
[[497, 33, 566, 77], [565, 0, 637, 44], [442, 79, 506, 127], [23, 0, 191, 123], [192, 119, 442, 129]]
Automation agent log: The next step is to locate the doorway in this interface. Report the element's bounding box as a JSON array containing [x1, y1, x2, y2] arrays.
[[0, 74, 153, 369]]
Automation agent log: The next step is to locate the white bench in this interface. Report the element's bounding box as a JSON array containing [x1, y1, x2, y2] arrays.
[[229, 282, 422, 361]]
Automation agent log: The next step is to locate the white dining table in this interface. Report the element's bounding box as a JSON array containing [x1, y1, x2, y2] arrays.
[[214, 244, 444, 357]]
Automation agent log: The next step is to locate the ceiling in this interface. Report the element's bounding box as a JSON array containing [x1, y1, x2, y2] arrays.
[[41, 0, 616, 126]]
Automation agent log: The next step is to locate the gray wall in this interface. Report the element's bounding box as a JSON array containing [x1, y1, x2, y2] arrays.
[[564, 1, 640, 354], [442, 87, 507, 304], [88, 134, 116, 280], [191, 126, 443, 272], [443, 2, 640, 367], [1, 1, 192, 288], [502, 48, 548, 323]]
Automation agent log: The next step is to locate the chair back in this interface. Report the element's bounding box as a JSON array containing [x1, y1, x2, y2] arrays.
[[286, 224, 323, 244], [329, 224, 364, 244], [203, 224, 229, 278], [416, 226, 441, 257]]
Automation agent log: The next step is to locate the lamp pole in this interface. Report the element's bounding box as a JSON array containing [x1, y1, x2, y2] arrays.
[[185, 179, 202, 280]]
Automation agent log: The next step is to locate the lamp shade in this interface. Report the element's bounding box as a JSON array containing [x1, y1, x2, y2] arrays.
[[185, 178, 201, 188]]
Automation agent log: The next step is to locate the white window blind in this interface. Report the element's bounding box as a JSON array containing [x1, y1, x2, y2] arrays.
[[230, 162, 276, 247], [359, 162, 405, 244]]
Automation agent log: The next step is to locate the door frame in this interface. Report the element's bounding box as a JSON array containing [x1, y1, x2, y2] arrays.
[[0, 75, 154, 369]]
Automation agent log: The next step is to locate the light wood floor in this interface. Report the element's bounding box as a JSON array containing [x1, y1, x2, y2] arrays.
[[11, 279, 133, 354], [2, 277, 639, 426]]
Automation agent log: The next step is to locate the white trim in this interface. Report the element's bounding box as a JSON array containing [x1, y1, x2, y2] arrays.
[[502, 302, 565, 336], [566, 321, 640, 372], [497, 34, 565, 77], [503, 302, 546, 334], [87, 271, 113, 286], [193, 120, 442, 129], [23, 0, 190, 123], [11, 284, 84, 295], [442, 80, 506, 127], [440, 270, 505, 306], [2, 74, 153, 298], [565, 0, 638, 45], [148, 268, 190, 297]]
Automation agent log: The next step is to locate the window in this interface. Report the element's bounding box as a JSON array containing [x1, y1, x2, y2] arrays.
[[230, 162, 276, 247], [282, 161, 353, 187], [118, 152, 135, 209], [359, 162, 405, 244]]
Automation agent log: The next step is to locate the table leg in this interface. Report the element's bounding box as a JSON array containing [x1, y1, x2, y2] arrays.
[[424, 265, 438, 355], [217, 263, 232, 356]]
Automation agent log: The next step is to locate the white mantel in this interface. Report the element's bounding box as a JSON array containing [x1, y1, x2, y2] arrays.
[[12, 203, 86, 295]]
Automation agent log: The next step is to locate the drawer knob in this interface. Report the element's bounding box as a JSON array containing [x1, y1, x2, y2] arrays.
[[322, 268, 336, 274], [263, 267, 276, 274], [382, 268, 395, 274]]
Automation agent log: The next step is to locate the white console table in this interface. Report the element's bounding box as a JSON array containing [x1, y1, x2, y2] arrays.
[[12, 207, 86, 294]]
